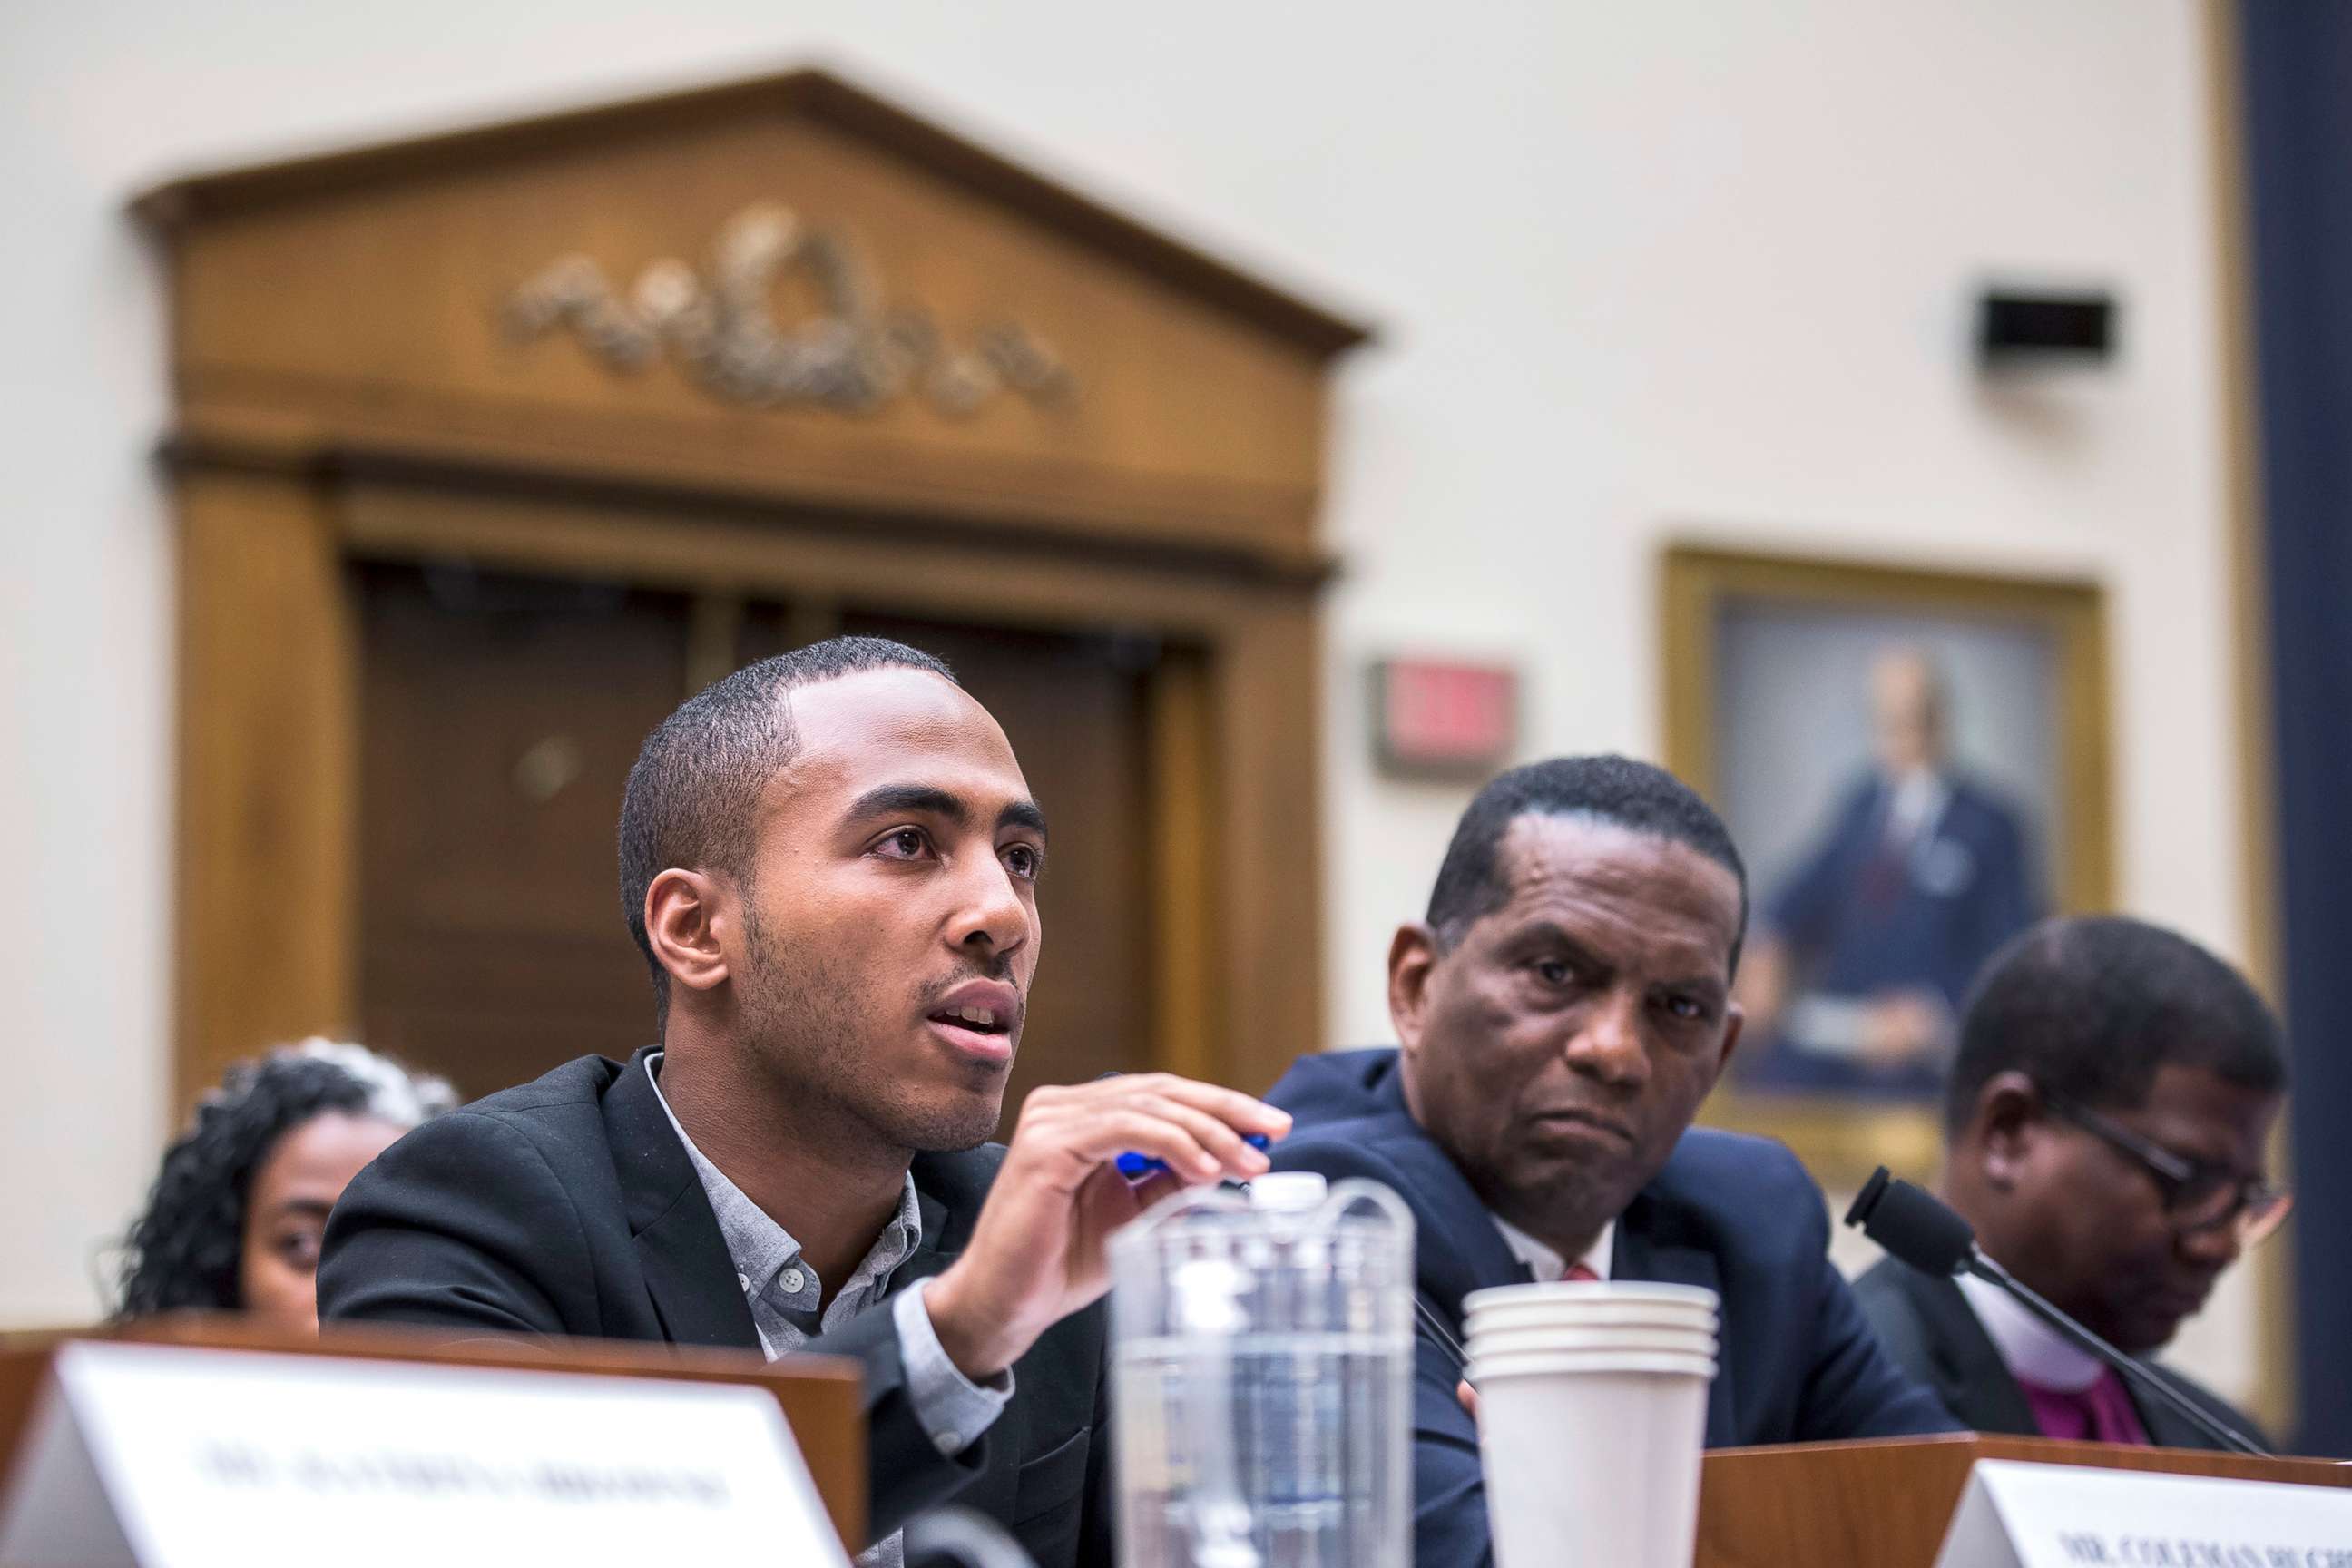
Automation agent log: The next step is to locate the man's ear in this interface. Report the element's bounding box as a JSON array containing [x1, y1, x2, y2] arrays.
[[644, 868, 733, 1002], [1973, 1070, 2042, 1192], [1389, 923, 1442, 1056]]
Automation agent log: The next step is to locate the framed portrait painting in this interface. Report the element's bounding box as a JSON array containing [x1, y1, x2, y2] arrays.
[[1661, 544, 2114, 1186]]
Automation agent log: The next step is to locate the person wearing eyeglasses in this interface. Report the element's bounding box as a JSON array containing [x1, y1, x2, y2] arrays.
[[1854, 915, 2289, 1449]]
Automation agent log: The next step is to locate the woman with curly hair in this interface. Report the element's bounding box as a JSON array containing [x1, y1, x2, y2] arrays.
[[115, 1041, 456, 1331]]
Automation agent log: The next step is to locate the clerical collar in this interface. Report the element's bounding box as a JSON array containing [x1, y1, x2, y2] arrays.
[[1955, 1269, 2103, 1392]]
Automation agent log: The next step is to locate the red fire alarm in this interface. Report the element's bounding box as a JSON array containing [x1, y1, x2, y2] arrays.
[[1369, 658, 1518, 778]]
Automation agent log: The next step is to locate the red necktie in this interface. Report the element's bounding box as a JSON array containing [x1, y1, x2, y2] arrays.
[[1566, 1263, 1601, 1283]]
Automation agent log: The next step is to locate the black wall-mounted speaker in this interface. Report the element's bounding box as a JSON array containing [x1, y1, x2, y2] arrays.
[[1977, 289, 2116, 366]]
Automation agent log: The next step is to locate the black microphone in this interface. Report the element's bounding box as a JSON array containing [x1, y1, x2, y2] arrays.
[[1844, 1166, 2269, 1457]]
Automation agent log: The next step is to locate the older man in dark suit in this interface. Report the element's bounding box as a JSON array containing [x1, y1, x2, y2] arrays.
[[1267, 757, 1956, 1568], [320, 638, 1287, 1568]]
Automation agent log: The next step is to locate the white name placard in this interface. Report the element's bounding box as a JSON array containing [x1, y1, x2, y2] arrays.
[[1934, 1458, 2352, 1568], [0, 1341, 853, 1568]]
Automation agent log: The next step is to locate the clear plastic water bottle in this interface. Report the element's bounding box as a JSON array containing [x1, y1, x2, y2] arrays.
[[1109, 1171, 1414, 1568]]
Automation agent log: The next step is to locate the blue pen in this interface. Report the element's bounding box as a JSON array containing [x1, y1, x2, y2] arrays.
[[1094, 1071, 1275, 1180], [1116, 1133, 1271, 1181]]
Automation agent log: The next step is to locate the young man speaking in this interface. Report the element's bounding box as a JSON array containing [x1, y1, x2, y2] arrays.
[[320, 638, 1288, 1568]]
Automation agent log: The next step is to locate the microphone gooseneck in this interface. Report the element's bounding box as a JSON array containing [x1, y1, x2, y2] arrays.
[[1844, 1167, 2270, 1458]]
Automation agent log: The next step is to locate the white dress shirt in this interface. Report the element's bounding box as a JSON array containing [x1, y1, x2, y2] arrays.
[[645, 1054, 1011, 1568], [1491, 1211, 1615, 1282]]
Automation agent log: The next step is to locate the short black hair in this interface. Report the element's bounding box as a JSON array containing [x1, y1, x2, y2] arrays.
[[1945, 916, 2288, 1132], [114, 1044, 454, 1318], [617, 635, 958, 1027], [1424, 755, 1749, 973]]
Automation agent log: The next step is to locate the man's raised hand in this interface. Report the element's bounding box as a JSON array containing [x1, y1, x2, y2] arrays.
[[924, 1073, 1289, 1380]]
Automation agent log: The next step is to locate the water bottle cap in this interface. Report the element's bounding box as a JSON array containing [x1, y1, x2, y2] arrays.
[[1249, 1171, 1328, 1211]]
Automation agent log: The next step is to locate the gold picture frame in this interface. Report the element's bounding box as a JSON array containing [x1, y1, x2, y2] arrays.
[[1660, 543, 2114, 1188]]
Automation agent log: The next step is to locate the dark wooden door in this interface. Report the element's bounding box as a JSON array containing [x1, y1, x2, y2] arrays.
[[357, 563, 687, 1097], [357, 564, 1161, 1129]]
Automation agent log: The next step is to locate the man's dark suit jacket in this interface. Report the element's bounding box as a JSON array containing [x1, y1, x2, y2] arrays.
[[1265, 1048, 1958, 1568], [1853, 1256, 2268, 1451], [318, 1048, 1108, 1568]]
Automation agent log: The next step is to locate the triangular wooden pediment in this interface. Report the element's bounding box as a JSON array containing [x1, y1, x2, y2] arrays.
[[136, 67, 1370, 358], [140, 67, 1372, 563]]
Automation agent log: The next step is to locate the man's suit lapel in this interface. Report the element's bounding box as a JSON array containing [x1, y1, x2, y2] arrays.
[[1891, 1266, 2228, 1448], [1612, 1195, 1732, 1444], [2131, 1370, 2225, 1451], [1358, 1067, 1526, 1330], [890, 1170, 1026, 1524], [603, 1049, 761, 1352], [1897, 1267, 2040, 1436]]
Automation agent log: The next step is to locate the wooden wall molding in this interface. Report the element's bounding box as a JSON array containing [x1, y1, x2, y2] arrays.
[[501, 200, 1079, 417], [134, 67, 1373, 360], [161, 398, 1334, 575]]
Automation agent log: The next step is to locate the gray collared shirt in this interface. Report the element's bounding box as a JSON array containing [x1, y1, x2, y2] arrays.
[[647, 1055, 1012, 1568]]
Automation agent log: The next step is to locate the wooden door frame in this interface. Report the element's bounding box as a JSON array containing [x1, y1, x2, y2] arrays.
[[171, 451, 1327, 1112]]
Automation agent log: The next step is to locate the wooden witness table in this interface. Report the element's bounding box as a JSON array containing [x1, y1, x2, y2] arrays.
[[1697, 1433, 2352, 1568], [0, 1318, 867, 1551], [9, 1329, 2346, 1568]]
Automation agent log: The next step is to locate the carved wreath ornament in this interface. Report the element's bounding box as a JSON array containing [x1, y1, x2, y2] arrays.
[[503, 202, 1076, 416]]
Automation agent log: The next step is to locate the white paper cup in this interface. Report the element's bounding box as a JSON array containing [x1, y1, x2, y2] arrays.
[[1475, 1350, 1713, 1568], [1465, 1300, 1720, 1334], [1465, 1324, 1717, 1359], [1465, 1281, 1720, 1316], [1470, 1349, 1717, 1380], [1458, 1307, 1721, 1335]]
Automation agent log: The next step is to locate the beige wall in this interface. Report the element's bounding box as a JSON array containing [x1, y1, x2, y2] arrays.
[[0, 0, 2260, 1396]]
